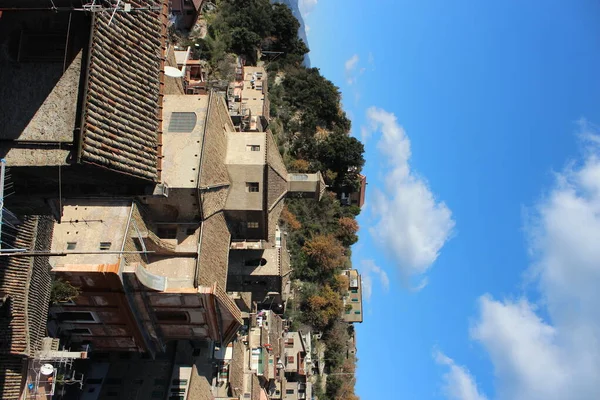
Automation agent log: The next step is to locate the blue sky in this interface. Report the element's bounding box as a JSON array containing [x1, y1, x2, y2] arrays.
[[300, 1, 600, 399]]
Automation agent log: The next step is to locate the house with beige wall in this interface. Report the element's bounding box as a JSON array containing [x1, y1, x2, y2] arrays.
[[342, 270, 363, 323]]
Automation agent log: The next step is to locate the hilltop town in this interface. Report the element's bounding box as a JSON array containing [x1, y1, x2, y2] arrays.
[[0, 1, 365, 400]]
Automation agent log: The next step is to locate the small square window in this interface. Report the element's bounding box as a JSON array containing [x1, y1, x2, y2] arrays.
[[67, 242, 77, 250], [246, 145, 260, 151], [354, 310, 361, 315], [99, 242, 111, 251], [246, 182, 259, 192], [286, 389, 295, 394], [247, 222, 259, 229], [287, 356, 295, 364], [351, 298, 358, 302]]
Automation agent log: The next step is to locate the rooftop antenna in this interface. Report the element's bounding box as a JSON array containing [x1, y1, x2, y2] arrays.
[[0, 159, 6, 246], [107, 0, 122, 25]]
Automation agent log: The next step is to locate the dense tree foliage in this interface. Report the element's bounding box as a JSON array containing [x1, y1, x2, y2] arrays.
[[193, 0, 308, 66]]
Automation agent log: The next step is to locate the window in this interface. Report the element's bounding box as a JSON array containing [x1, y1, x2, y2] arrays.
[[286, 389, 295, 394], [168, 112, 197, 132], [287, 356, 295, 364], [246, 145, 260, 151], [67, 242, 77, 250], [351, 289, 358, 294], [285, 339, 294, 348], [57, 311, 98, 323], [247, 222, 259, 229], [156, 311, 189, 323], [69, 328, 92, 335], [246, 182, 259, 192], [351, 298, 359, 302], [157, 228, 177, 239], [172, 379, 188, 385], [99, 242, 111, 250], [354, 311, 361, 315]]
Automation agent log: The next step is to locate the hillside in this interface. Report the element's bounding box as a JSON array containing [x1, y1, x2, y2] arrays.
[[271, 0, 311, 66]]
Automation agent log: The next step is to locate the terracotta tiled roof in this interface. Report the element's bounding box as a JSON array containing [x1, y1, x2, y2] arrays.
[[199, 93, 233, 188], [0, 216, 53, 400], [251, 374, 265, 400], [269, 313, 284, 359], [0, 216, 53, 357], [197, 212, 230, 289], [213, 285, 243, 344], [200, 186, 230, 220], [265, 131, 288, 209], [0, 354, 26, 400], [229, 340, 246, 397], [267, 200, 285, 243], [267, 166, 288, 211], [79, 0, 167, 181]]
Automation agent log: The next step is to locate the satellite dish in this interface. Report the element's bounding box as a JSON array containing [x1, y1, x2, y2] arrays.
[[40, 364, 54, 376], [164, 66, 184, 78]]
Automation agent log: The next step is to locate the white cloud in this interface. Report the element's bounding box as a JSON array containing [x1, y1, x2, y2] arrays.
[[446, 126, 600, 400], [360, 259, 390, 301], [345, 54, 359, 72], [364, 107, 455, 282], [298, 0, 318, 18], [435, 351, 488, 400], [345, 54, 360, 85], [470, 296, 569, 400]]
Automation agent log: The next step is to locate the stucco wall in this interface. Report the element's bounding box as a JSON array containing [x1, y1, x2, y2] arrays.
[[225, 132, 267, 165], [225, 165, 265, 211], [50, 199, 131, 266]]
